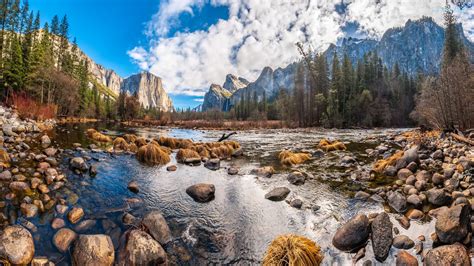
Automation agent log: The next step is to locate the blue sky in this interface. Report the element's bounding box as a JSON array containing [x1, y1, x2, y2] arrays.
[[29, 0, 227, 109]]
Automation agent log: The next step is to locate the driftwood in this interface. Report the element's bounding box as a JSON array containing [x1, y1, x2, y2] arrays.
[[218, 132, 237, 142], [451, 133, 474, 146]]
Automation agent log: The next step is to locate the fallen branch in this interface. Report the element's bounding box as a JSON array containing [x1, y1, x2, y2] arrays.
[[451, 133, 474, 146], [218, 132, 237, 142]]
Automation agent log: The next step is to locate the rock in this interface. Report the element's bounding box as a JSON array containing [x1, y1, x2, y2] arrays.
[[264, 187, 290, 201], [397, 169, 413, 180], [395, 250, 418, 266], [72, 235, 115, 266], [51, 218, 65, 230], [287, 171, 305, 185], [118, 230, 167, 265], [435, 204, 470, 244], [397, 146, 419, 168], [424, 243, 470, 266], [432, 173, 444, 186], [332, 214, 370, 252], [9, 181, 30, 193], [250, 166, 275, 178], [142, 211, 172, 245], [41, 135, 51, 146], [383, 166, 397, 176], [43, 147, 57, 157], [392, 235, 414, 249], [53, 228, 77, 253], [75, 219, 97, 233], [186, 183, 215, 203], [227, 167, 238, 175], [70, 157, 89, 172], [0, 225, 35, 265], [354, 191, 370, 200], [387, 191, 407, 213], [122, 213, 136, 225], [166, 165, 177, 171], [290, 199, 303, 209], [341, 155, 356, 164], [406, 162, 418, 173], [406, 209, 424, 220], [3, 124, 18, 136], [56, 204, 68, 214], [68, 207, 84, 224], [427, 188, 452, 206], [371, 212, 393, 262], [0, 170, 12, 181], [406, 194, 422, 207], [37, 184, 49, 194], [432, 149, 443, 159], [128, 181, 139, 193], [204, 159, 220, 170], [31, 257, 53, 266], [20, 203, 38, 218], [89, 164, 98, 176]]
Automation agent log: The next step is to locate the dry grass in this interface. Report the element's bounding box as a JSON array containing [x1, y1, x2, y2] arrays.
[[278, 150, 311, 166], [128, 143, 138, 153], [373, 150, 404, 173], [395, 130, 440, 144], [176, 148, 201, 163], [263, 234, 323, 266], [0, 149, 11, 168], [136, 143, 171, 166], [86, 128, 112, 143], [123, 134, 137, 143], [113, 137, 129, 150], [135, 137, 148, 147], [318, 139, 346, 152], [193, 144, 211, 158], [11, 93, 57, 120]]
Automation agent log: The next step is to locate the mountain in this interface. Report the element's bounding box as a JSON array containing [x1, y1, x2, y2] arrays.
[[74, 44, 173, 111], [202, 17, 474, 111]]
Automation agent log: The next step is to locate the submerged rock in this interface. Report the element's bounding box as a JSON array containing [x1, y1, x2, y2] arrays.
[[424, 243, 470, 266], [118, 230, 167, 265], [387, 191, 407, 213], [250, 166, 275, 178], [204, 159, 220, 170], [264, 187, 290, 201], [128, 181, 139, 193], [290, 199, 303, 209], [227, 167, 238, 175], [72, 235, 115, 266], [68, 207, 84, 224], [186, 183, 215, 203], [0, 225, 35, 265], [435, 204, 470, 244], [371, 212, 393, 262], [332, 214, 370, 252], [142, 211, 172, 245], [287, 172, 305, 185], [70, 157, 89, 172]]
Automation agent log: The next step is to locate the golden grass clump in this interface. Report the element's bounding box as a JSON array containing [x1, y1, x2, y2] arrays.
[[157, 136, 179, 149], [318, 139, 346, 152], [0, 149, 11, 168], [123, 134, 137, 143], [136, 143, 171, 166], [86, 128, 97, 137], [373, 150, 404, 173], [128, 143, 138, 153], [263, 234, 323, 266], [210, 144, 233, 159], [176, 148, 201, 163], [113, 137, 129, 150], [194, 144, 211, 158], [135, 137, 148, 147], [278, 150, 311, 166], [91, 132, 112, 142]]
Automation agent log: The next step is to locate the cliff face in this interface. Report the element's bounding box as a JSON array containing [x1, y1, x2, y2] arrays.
[[121, 72, 173, 112], [203, 17, 474, 111], [75, 45, 173, 110], [201, 84, 232, 111]]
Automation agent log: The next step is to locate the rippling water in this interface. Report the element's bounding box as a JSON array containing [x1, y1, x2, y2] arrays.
[[28, 124, 435, 265]]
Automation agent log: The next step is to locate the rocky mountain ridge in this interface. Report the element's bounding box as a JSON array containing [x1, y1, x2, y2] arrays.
[[75, 45, 173, 111], [202, 17, 474, 111]]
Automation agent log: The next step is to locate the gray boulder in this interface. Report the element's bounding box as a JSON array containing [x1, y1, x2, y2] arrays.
[[332, 214, 370, 252], [371, 212, 393, 262], [264, 187, 290, 201]]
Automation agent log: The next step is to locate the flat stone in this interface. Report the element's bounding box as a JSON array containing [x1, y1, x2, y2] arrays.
[[68, 207, 84, 224], [264, 187, 290, 201], [72, 235, 115, 266]]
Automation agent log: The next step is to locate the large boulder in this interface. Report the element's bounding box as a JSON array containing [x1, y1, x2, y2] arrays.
[[396, 146, 418, 169], [424, 243, 470, 266], [72, 235, 114, 266], [264, 187, 290, 201], [332, 214, 370, 252], [371, 212, 393, 262], [0, 225, 35, 265], [387, 191, 407, 213], [118, 230, 167, 265], [186, 183, 215, 203], [435, 204, 470, 244], [142, 211, 172, 245]]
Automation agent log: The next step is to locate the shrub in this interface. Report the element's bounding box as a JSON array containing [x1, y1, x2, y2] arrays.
[[278, 150, 311, 166], [11, 93, 57, 120], [263, 234, 323, 266], [136, 143, 170, 166]]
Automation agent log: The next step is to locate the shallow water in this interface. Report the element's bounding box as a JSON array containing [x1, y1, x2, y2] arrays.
[[24, 124, 436, 265]]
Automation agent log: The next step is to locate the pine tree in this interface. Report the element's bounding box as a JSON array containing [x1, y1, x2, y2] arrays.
[[4, 35, 24, 94], [443, 3, 460, 63]]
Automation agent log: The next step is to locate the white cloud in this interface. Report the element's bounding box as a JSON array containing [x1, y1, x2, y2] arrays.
[[130, 0, 474, 96]]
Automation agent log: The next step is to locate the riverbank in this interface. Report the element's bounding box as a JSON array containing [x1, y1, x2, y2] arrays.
[[0, 105, 473, 265]]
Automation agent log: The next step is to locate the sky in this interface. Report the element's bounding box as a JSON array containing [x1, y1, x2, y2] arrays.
[[30, 0, 473, 109]]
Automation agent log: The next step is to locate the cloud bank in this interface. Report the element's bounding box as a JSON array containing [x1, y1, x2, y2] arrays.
[[129, 0, 474, 97]]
